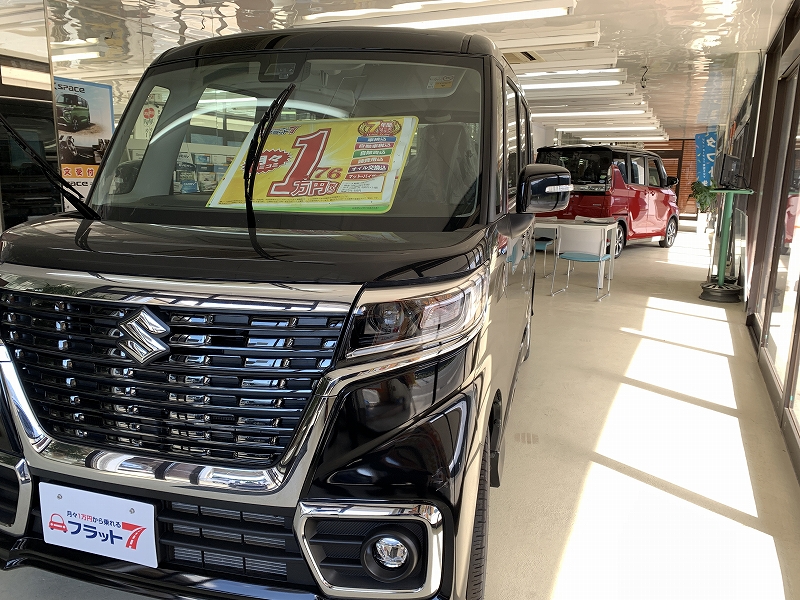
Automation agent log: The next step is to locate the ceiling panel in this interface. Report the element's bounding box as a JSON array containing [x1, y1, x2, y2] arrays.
[[0, 0, 790, 138]]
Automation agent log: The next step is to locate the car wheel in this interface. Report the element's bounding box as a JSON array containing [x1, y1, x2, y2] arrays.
[[614, 223, 626, 258], [466, 433, 490, 600], [72, 117, 79, 132], [660, 217, 678, 248]]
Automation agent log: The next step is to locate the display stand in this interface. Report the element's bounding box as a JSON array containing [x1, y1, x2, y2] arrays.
[[700, 188, 753, 303]]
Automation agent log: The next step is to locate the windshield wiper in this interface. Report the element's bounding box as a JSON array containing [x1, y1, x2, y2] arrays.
[[242, 83, 296, 260], [0, 113, 101, 221]]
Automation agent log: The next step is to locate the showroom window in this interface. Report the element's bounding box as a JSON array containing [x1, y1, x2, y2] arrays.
[[630, 155, 646, 185], [505, 80, 519, 210], [612, 153, 628, 183], [647, 158, 661, 187]]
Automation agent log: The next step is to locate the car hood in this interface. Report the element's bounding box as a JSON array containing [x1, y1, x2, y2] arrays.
[[0, 216, 488, 284]]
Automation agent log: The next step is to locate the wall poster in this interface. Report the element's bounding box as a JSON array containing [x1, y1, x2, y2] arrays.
[[53, 77, 114, 195]]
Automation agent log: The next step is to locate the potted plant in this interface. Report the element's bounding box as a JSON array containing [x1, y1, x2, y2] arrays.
[[689, 179, 716, 232]]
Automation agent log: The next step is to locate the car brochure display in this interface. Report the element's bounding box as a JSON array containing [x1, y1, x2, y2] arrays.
[[53, 77, 114, 194], [207, 117, 417, 213]]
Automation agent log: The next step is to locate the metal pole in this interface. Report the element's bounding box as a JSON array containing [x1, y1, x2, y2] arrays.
[[716, 190, 735, 286]]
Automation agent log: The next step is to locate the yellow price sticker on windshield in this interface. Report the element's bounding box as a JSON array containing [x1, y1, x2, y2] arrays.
[[207, 117, 418, 213]]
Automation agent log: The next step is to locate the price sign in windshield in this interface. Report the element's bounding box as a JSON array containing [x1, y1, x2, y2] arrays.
[[207, 117, 418, 214]]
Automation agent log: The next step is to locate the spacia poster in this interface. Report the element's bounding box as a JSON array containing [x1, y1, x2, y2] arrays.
[[207, 117, 417, 213], [53, 77, 114, 195]]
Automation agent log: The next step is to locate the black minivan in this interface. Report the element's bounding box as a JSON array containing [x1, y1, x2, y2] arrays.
[[0, 28, 568, 600]]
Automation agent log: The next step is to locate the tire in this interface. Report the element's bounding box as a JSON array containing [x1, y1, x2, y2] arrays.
[[660, 217, 678, 248], [466, 434, 490, 600], [614, 223, 626, 258]]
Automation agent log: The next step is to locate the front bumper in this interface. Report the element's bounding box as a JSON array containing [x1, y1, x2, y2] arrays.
[[0, 266, 484, 600], [0, 533, 323, 600]]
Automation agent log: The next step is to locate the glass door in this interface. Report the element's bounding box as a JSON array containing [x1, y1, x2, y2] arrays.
[[757, 69, 799, 345], [765, 70, 800, 387]]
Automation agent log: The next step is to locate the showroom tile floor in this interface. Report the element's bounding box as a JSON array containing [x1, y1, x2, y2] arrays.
[[485, 225, 800, 600], [3, 226, 800, 599]]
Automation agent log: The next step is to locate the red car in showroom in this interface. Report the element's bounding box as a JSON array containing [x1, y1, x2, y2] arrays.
[[535, 145, 680, 257]]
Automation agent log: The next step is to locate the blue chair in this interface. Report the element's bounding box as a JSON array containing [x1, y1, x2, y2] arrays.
[[551, 224, 612, 301]]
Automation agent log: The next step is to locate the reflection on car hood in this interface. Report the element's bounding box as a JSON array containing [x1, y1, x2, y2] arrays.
[[0, 216, 488, 284]]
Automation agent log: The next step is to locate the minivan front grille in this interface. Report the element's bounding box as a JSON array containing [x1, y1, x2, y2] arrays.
[[0, 292, 344, 467]]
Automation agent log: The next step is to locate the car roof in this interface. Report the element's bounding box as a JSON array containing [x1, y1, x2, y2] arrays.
[[155, 27, 502, 65], [537, 144, 663, 158]]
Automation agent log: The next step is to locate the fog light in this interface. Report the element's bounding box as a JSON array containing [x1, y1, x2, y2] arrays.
[[361, 528, 419, 583], [374, 537, 408, 569]]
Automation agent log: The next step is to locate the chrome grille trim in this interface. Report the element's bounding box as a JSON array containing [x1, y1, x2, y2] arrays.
[[1, 291, 345, 467], [0, 455, 31, 536]]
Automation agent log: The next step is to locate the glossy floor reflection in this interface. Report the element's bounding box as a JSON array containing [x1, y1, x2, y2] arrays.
[[486, 226, 800, 600]]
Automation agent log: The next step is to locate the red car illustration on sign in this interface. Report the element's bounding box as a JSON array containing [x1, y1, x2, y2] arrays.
[[48, 513, 68, 533]]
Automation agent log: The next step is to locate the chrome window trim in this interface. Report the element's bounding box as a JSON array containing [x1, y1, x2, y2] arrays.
[[0, 263, 482, 508], [294, 501, 444, 600], [0, 455, 32, 536]]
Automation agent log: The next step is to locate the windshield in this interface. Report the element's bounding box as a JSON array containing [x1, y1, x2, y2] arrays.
[[90, 52, 484, 232], [537, 148, 612, 188]]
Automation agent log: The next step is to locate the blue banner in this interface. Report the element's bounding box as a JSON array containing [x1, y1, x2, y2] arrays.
[[695, 132, 717, 185]]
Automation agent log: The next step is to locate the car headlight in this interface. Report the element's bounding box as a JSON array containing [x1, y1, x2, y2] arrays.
[[346, 266, 488, 360]]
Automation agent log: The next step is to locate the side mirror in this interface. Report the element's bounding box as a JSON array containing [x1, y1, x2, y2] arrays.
[[667, 176, 679, 187], [518, 164, 572, 213]]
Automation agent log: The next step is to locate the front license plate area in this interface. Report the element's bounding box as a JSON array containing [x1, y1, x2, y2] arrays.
[[40, 482, 158, 568]]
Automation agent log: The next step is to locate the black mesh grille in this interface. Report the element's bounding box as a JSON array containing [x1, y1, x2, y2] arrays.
[[0, 292, 343, 467], [160, 501, 313, 584], [0, 465, 19, 525]]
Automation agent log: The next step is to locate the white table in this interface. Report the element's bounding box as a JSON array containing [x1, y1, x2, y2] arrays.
[[534, 219, 618, 293]]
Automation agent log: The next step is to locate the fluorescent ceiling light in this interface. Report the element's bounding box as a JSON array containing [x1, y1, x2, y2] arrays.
[[0, 66, 50, 90], [530, 109, 646, 117], [521, 68, 622, 78], [51, 51, 100, 62], [582, 136, 668, 141], [305, 0, 491, 21], [380, 6, 570, 28], [52, 37, 98, 45], [523, 80, 622, 90], [558, 126, 658, 132]]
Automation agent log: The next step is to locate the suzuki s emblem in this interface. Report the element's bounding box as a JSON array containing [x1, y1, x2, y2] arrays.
[[117, 308, 171, 366]]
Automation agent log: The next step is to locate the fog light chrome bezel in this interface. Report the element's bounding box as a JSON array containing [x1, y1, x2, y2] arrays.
[[294, 501, 444, 600]]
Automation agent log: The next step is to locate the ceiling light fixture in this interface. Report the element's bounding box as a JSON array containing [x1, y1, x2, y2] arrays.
[[51, 37, 99, 45], [558, 126, 658, 132], [51, 51, 100, 62], [380, 6, 571, 28], [581, 136, 668, 141], [523, 80, 622, 90], [0, 66, 50, 90], [530, 109, 646, 117], [520, 68, 622, 78], [305, 0, 489, 21]]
